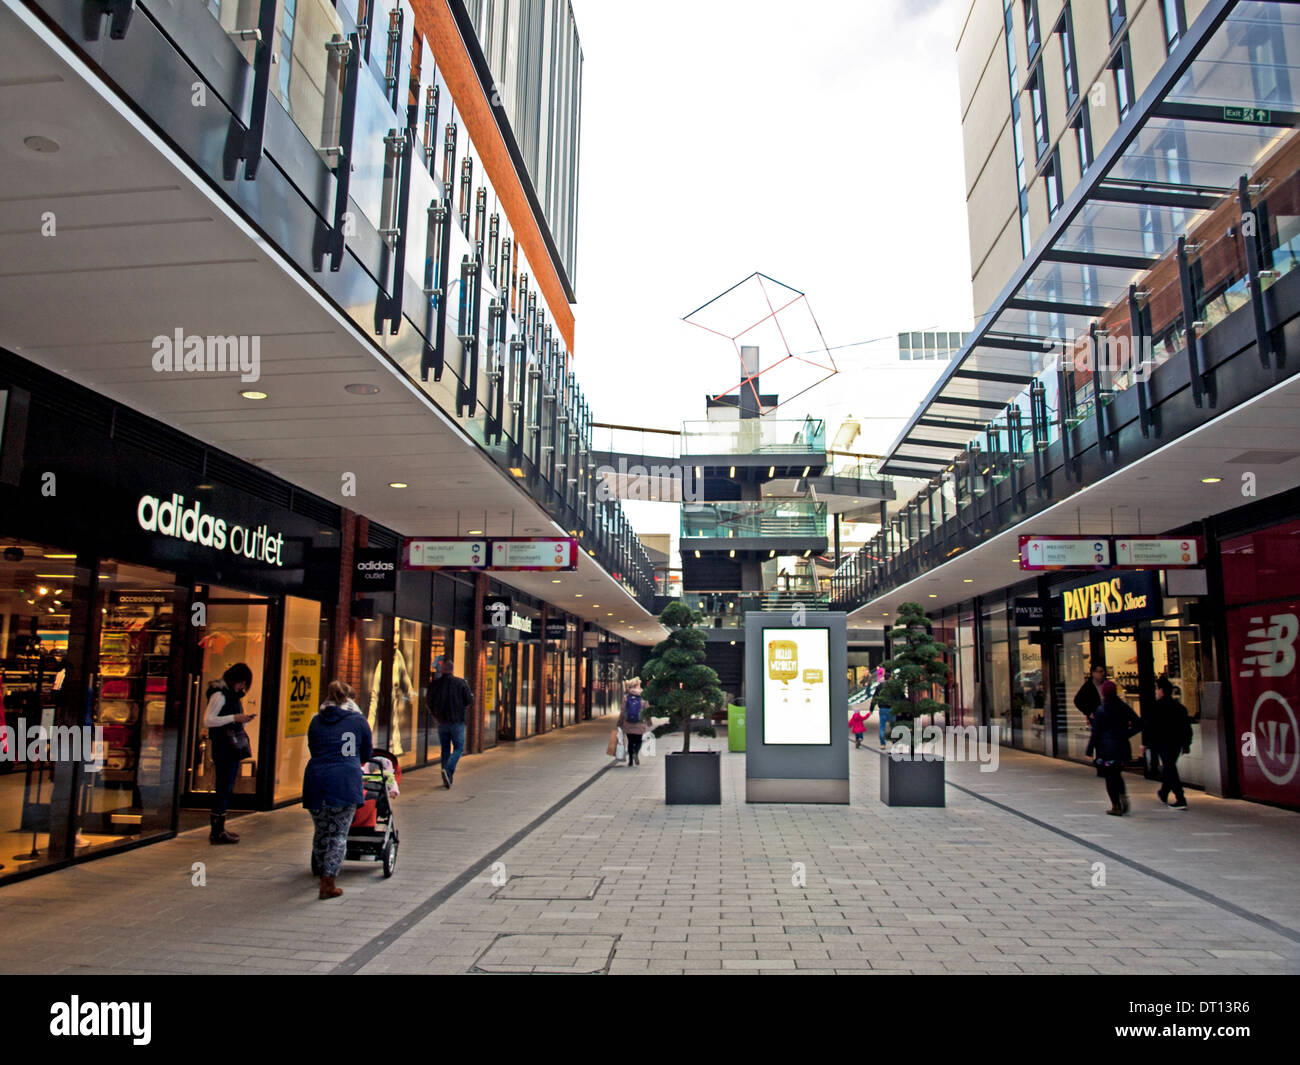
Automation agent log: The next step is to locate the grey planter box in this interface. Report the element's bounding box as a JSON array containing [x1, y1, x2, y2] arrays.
[[879, 753, 945, 807], [665, 751, 721, 805]]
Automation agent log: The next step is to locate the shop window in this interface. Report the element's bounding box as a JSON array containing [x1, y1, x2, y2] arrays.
[[0, 540, 86, 875], [391, 618, 422, 767], [359, 615, 388, 750], [186, 586, 271, 804], [273, 597, 329, 804], [85, 562, 185, 851]]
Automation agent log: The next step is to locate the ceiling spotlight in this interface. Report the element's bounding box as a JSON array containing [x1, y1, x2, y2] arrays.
[[467, 529, 483, 535], [768, 466, 775, 477], [575, 594, 583, 598], [728, 466, 735, 478], [389, 482, 409, 489], [240, 390, 268, 400], [23, 135, 60, 153], [344, 383, 380, 395], [963, 578, 973, 583], [802, 466, 810, 478], [928, 593, 938, 598], [509, 466, 525, 478], [729, 549, 735, 558], [1200, 476, 1222, 484], [551, 578, 561, 583]]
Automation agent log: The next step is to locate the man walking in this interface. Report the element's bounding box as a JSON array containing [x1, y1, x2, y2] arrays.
[[1074, 663, 1107, 722], [430, 657, 473, 788], [1145, 676, 1193, 809]]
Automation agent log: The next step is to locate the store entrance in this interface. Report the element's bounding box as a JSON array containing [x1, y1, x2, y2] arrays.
[[182, 587, 273, 809]]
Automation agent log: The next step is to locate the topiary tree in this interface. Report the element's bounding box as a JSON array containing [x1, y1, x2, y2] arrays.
[[876, 601, 951, 754], [643, 600, 724, 753]]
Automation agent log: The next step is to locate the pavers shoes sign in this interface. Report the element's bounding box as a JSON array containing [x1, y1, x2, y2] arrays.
[[1058, 570, 1161, 631]]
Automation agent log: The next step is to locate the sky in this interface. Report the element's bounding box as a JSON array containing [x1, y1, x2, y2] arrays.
[[566, 0, 977, 534]]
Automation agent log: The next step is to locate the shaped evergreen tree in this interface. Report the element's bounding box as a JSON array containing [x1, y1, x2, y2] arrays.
[[643, 600, 723, 754], [877, 602, 951, 754]]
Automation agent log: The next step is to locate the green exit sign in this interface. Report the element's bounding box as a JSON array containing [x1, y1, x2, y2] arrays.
[[1223, 106, 1271, 124]]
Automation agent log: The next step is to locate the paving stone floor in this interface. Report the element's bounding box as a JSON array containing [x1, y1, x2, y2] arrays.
[[0, 718, 1296, 975]]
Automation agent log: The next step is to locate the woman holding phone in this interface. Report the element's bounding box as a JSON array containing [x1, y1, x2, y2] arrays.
[[203, 663, 256, 845]]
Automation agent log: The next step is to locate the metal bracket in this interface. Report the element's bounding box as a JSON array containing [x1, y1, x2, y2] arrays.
[[420, 196, 452, 381], [312, 34, 359, 272], [374, 125, 413, 336], [83, 0, 134, 41], [1177, 236, 1209, 408], [1239, 174, 1273, 370], [222, 0, 278, 181]]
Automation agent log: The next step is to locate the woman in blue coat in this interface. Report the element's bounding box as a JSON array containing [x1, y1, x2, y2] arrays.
[[303, 681, 372, 899]]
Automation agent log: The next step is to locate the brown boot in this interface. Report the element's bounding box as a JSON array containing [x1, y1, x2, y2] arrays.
[[319, 875, 343, 899], [209, 814, 239, 844]]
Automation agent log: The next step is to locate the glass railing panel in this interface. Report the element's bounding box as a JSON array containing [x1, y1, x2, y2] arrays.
[[680, 420, 826, 455], [267, 0, 347, 160], [680, 501, 827, 538]]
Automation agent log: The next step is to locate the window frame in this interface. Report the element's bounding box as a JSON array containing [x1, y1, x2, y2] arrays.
[[1107, 0, 1127, 39], [1110, 37, 1135, 119], [1056, 3, 1079, 106], [1027, 70, 1050, 160]]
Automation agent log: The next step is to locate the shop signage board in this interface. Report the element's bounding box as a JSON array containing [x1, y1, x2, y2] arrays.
[[1019, 535, 1110, 570], [1057, 570, 1162, 632], [544, 618, 567, 640], [404, 538, 487, 569], [1013, 597, 1046, 626], [284, 653, 320, 738], [490, 537, 578, 571], [743, 610, 849, 804], [353, 548, 397, 591], [598, 639, 621, 656], [1114, 536, 1203, 567]]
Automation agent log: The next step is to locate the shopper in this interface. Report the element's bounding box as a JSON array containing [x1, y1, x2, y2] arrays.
[[617, 677, 650, 767], [430, 657, 472, 788], [1145, 676, 1192, 809], [875, 687, 893, 748], [302, 681, 371, 899], [203, 663, 256, 845], [1086, 680, 1143, 816], [849, 708, 869, 748], [1074, 663, 1107, 723]]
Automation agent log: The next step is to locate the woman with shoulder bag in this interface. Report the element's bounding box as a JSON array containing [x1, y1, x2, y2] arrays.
[[617, 677, 650, 767], [203, 663, 256, 844]]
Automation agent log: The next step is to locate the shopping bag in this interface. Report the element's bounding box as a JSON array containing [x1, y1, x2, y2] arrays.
[[614, 729, 627, 762], [606, 728, 619, 757]]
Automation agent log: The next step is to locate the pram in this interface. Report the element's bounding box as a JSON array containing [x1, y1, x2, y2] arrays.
[[310, 749, 400, 879]]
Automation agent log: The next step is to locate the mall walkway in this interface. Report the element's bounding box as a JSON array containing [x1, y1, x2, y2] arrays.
[[0, 720, 1296, 975]]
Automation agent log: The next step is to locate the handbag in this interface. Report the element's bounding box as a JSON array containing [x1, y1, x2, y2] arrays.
[[222, 724, 252, 761], [614, 729, 627, 762], [606, 728, 619, 757]]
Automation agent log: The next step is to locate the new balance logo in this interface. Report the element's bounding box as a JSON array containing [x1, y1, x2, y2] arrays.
[[1239, 613, 1297, 678]]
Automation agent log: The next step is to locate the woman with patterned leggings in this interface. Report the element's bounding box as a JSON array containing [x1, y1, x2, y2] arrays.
[[303, 681, 372, 899]]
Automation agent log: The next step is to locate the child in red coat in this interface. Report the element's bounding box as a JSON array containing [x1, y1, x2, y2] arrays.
[[849, 709, 870, 748]]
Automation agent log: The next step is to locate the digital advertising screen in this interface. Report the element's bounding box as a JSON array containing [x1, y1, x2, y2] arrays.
[[762, 627, 832, 745]]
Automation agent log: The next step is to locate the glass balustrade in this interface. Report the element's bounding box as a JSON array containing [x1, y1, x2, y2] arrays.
[[680, 419, 826, 455], [681, 501, 827, 539]]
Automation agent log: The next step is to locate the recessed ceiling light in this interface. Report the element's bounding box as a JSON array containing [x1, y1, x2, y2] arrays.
[[575, 594, 583, 598], [552, 578, 561, 583], [23, 135, 60, 153], [344, 383, 380, 395], [195, 483, 213, 491], [466, 529, 484, 535], [389, 481, 408, 489], [509, 467, 525, 478], [963, 578, 973, 583], [928, 593, 938, 598], [1200, 476, 1222, 484], [240, 390, 268, 400]]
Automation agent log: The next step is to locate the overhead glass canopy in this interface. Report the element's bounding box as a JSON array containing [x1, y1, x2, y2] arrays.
[[881, 0, 1300, 475]]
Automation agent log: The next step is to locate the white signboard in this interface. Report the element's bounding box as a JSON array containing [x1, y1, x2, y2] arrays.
[[762, 627, 831, 745], [1020, 537, 1110, 569], [490, 538, 576, 571], [1115, 537, 1200, 567], [405, 539, 486, 569]]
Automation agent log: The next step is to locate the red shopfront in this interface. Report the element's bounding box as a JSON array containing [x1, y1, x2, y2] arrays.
[[1221, 517, 1300, 808]]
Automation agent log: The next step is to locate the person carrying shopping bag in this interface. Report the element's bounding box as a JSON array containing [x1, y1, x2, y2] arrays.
[[617, 677, 651, 767]]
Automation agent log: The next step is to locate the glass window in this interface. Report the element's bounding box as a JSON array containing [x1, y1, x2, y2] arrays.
[[1046, 150, 1063, 219], [1161, 0, 1184, 53], [359, 614, 387, 748], [1023, 0, 1040, 59], [187, 586, 271, 804], [87, 562, 184, 852], [1060, 628, 1094, 760], [0, 540, 88, 875], [1073, 105, 1093, 171], [391, 618, 422, 767], [1107, 0, 1126, 38], [1111, 40, 1133, 119], [1058, 5, 1078, 104], [273, 596, 328, 803], [1028, 72, 1049, 158], [278, 0, 297, 107]]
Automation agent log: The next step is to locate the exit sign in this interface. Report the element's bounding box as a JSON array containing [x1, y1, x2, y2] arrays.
[[1223, 106, 1271, 124]]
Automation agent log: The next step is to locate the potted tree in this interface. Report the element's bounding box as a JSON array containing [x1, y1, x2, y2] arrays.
[[644, 601, 724, 804], [876, 601, 951, 807]]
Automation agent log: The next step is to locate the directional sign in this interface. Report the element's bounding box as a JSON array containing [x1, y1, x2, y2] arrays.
[[404, 538, 487, 569], [1114, 536, 1203, 568], [1019, 535, 1111, 570], [1223, 105, 1271, 124], [489, 537, 578, 571]]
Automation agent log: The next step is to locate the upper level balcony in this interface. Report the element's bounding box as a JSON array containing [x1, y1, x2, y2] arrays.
[[680, 418, 826, 462], [834, 0, 1300, 616], [682, 501, 828, 541]]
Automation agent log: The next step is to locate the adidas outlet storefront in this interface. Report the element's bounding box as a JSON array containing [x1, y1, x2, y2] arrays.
[[0, 349, 344, 883]]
